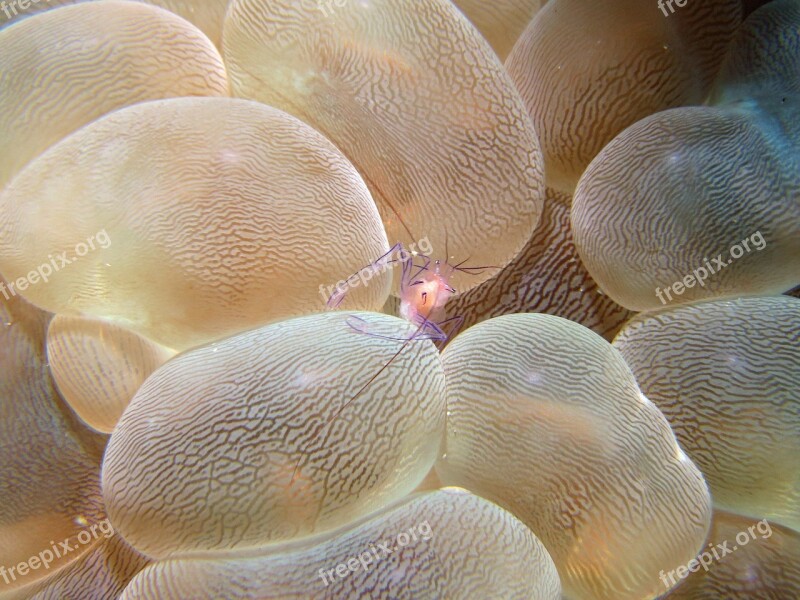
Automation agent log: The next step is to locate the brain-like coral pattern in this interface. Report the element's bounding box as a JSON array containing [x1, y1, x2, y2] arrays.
[[223, 0, 545, 294], [437, 313, 712, 600], [120, 488, 561, 599], [0, 97, 389, 350], [103, 311, 446, 558], [571, 0, 800, 310], [614, 296, 800, 532], [0, 1, 229, 190]]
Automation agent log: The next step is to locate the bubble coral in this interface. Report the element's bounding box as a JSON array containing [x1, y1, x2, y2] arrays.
[[0, 0, 229, 190], [663, 510, 800, 599], [46, 315, 175, 434], [436, 313, 712, 600], [506, 0, 742, 193], [0, 277, 107, 592], [571, 0, 800, 311], [443, 188, 634, 342], [223, 0, 545, 294], [0, 0, 229, 48], [613, 296, 800, 532], [0, 97, 390, 350], [119, 488, 561, 599], [103, 311, 446, 558]]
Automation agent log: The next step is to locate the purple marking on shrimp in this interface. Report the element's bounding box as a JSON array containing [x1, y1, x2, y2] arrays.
[[290, 242, 493, 487]]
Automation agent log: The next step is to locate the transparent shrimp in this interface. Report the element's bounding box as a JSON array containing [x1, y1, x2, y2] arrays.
[[289, 243, 495, 486]]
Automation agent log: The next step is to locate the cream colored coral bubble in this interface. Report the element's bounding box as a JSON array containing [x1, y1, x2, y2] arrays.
[[46, 314, 176, 434], [570, 1, 800, 310], [506, 0, 741, 193], [0, 97, 390, 350], [0, 0, 229, 190], [0, 0, 229, 45], [120, 488, 560, 599], [103, 311, 446, 558], [571, 107, 799, 311], [436, 313, 712, 600], [613, 296, 800, 532], [223, 0, 544, 294]]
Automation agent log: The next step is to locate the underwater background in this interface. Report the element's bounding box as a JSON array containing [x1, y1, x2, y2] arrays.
[[0, 0, 798, 598]]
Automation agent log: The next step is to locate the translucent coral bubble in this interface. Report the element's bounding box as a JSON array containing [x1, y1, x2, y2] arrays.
[[145, 0, 231, 48], [120, 488, 560, 599], [0, 277, 107, 592], [223, 0, 544, 295], [436, 313, 712, 600], [0, 97, 390, 351], [451, 0, 545, 60], [664, 510, 800, 599], [614, 296, 800, 532], [0, 0, 230, 47], [19, 534, 149, 600], [571, 1, 800, 311], [0, 1, 229, 190], [572, 106, 800, 311], [102, 311, 446, 558], [506, 0, 741, 193], [443, 188, 633, 341], [46, 315, 176, 434]]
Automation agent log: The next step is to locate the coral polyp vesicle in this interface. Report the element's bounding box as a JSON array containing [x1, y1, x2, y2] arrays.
[[437, 313, 712, 600], [119, 488, 561, 599], [571, 0, 800, 311], [506, 0, 742, 193], [0, 97, 390, 350], [223, 0, 545, 294], [0, 0, 230, 190], [614, 296, 800, 532], [46, 314, 176, 434], [102, 312, 446, 558]]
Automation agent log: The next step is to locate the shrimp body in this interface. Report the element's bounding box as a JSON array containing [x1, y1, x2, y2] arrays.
[[290, 243, 490, 486], [400, 259, 455, 325]]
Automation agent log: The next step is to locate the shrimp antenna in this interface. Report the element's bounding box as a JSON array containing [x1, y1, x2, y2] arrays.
[[358, 172, 417, 243], [289, 318, 429, 487], [450, 255, 501, 275], [442, 231, 499, 274]]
